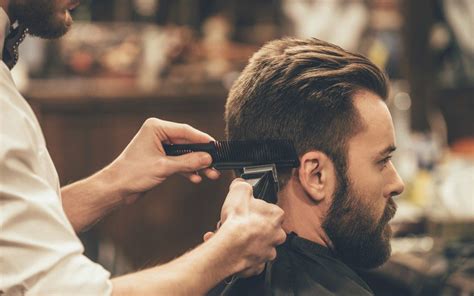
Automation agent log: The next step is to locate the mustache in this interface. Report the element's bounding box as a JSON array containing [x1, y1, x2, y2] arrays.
[[382, 197, 397, 224]]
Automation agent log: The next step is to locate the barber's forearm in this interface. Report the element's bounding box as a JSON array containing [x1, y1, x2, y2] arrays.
[[61, 166, 125, 232], [111, 223, 243, 296]]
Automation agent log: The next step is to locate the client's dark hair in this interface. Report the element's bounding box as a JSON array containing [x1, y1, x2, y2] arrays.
[[225, 37, 388, 186]]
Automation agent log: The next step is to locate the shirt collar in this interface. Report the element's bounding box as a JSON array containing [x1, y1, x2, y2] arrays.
[[0, 7, 11, 59], [0, 8, 28, 69]]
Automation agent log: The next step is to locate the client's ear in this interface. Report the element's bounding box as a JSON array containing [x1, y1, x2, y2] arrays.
[[298, 151, 335, 202]]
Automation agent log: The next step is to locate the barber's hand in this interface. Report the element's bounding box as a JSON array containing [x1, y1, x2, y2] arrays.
[[106, 118, 220, 204], [205, 179, 286, 277]]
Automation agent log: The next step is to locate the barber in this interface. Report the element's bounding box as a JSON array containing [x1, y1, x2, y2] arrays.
[[0, 1, 286, 295]]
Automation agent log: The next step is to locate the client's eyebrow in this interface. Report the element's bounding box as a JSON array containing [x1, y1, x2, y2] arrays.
[[378, 145, 397, 158]]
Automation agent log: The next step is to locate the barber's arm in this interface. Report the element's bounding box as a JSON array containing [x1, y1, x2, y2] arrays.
[[112, 179, 286, 295], [61, 117, 286, 295], [61, 118, 219, 232]]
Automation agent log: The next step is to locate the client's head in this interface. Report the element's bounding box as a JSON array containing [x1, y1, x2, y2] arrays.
[[225, 38, 405, 269]]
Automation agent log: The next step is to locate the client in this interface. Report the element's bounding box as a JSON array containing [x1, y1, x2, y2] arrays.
[[212, 37, 405, 295]]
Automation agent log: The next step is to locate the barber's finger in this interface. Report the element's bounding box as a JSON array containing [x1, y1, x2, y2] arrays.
[[203, 231, 215, 242], [276, 229, 287, 245], [229, 178, 254, 195], [252, 199, 284, 219], [159, 120, 215, 144], [202, 168, 220, 180], [181, 169, 218, 183], [162, 152, 212, 176], [224, 179, 254, 209], [182, 172, 202, 183]]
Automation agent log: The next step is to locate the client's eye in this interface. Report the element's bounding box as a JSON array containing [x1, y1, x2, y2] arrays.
[[379, 156, 392, 168]]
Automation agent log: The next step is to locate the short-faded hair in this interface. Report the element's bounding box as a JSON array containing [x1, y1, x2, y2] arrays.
[[225, 38, 388, 186]]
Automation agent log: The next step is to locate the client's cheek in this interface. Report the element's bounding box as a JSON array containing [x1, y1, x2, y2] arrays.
[[373, 194, 388, 222], [360, 196, 383, 223]]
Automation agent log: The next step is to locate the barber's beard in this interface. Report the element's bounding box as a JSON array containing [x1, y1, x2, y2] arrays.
[[8, 0, 71, 39], [322, 172, 397, 269]]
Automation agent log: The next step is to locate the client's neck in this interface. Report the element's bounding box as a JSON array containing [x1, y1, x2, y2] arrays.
[[277, 178, 334, 250]]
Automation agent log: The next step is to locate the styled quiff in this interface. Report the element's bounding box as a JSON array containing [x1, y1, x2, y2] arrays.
[[225, 38, 388, 185]]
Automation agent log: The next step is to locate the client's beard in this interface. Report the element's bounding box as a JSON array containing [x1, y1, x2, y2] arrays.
[[322, 171, 397, 269]]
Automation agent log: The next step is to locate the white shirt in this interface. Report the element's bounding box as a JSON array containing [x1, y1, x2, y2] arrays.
[[0, 8, 112, 295]]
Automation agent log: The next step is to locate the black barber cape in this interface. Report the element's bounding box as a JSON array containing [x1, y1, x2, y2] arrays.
[[209, 233, 374, 296]]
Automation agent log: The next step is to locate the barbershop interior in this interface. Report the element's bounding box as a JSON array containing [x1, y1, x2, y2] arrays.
[[12, 0, 473, 295]]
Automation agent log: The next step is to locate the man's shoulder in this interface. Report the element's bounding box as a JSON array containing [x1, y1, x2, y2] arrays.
[[214, 235, 374, 296], [272, 243, 373, 295], [0, 64, 43, 148]]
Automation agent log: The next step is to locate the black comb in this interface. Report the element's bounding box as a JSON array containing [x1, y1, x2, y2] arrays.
[[163, 140, 299, 170]]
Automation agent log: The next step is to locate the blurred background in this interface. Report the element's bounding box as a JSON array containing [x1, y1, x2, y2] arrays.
[[14, 0, 473, 295]]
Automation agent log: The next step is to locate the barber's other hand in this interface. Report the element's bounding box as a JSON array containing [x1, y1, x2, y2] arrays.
[[105, 118, 219, 204], [207, 179, 286, 278]]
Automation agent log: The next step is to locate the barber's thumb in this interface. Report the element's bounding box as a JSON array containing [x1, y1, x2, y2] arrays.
[[165, 152, 212, 173]]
